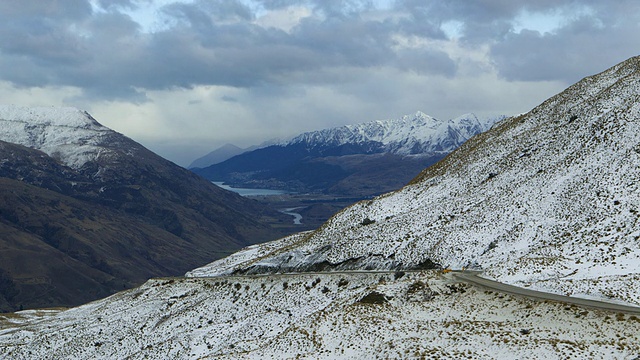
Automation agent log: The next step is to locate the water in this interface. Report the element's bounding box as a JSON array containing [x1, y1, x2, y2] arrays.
[[213, 182, 303, 224], [212, 182, 290, 196], [280, 207, 304, 225]]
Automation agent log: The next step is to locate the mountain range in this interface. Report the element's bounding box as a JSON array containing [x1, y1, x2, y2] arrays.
[[193, 112, 503, 196], [0, 106, 289, 311], [2, 56, 640, 358]]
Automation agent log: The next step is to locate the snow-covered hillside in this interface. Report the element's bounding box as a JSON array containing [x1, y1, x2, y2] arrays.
[[0, 106, 127, 168], [283, 111, 503, 155], [3, 270, 639, 359], [192, 56, 640, 306]]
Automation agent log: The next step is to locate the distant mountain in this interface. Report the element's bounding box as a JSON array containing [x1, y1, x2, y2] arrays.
[[188, 143, 244, 169], [0, 106, 288, 311], [194, 112, 503, 195], [281, 111, 496, 154], [194, 56, 640, 306]]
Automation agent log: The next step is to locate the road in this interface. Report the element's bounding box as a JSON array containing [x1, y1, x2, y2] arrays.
[[452, 271, 640, 314], [172, 269, 640, 314]]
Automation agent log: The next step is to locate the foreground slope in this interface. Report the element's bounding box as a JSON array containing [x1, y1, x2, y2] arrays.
[[0, 107, 287, 311], [2, 270, 639, 359], [193, 56, 640, 306]]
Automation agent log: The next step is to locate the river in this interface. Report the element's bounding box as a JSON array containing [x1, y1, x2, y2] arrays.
[[279, 207, 304, 225], [212, 182, 303, 224]]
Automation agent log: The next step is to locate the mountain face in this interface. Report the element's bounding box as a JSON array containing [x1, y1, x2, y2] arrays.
[[192, 56, 640, 306], [2, 57, 640, 359], [194, 112, 503, 195], [0, 106, 288, 311]]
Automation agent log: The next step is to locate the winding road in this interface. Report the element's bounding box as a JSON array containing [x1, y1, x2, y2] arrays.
[[452, 271, 640, 314], [161, 269, 640, 314]]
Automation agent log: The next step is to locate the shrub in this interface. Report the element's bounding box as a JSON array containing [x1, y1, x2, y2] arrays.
[[361, 218, 375, 226]]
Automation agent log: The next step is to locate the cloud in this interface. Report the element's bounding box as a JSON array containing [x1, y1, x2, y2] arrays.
[[0, 0, 458, 100], [490, 2, 640, 83], [1, 0, 638, 99], [1, 0, 639, 165]]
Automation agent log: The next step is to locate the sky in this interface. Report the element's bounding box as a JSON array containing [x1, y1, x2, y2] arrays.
[[1, 1, 639, 166]]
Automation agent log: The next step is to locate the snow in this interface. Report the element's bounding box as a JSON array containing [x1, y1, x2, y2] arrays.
[[0, 105, 117, 168], [280, 111, 505, 155], [1, 271, 639, 359]]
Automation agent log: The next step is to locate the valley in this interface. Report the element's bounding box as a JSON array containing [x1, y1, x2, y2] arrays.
[[1, 1, 638, 358], [193, 113, 500, 197], [244, 192, 370, 231]]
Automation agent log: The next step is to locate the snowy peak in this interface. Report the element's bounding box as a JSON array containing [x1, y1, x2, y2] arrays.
[[0, 105, 122, 169], [284, 111, 503, 155], [0, 106, 103, 129]]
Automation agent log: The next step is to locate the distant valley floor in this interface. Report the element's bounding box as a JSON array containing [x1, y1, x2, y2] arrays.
[[249, 192, 369, 232]]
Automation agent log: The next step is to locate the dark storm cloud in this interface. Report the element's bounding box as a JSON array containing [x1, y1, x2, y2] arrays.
[[0, 0, 91, 64], [0, 0, 638, 102], [0, 0, 454, 100]]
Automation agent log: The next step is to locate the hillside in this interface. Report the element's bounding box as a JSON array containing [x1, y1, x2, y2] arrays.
[[0, 107, 289, 311], [192, 56, 640, 306], [194, 112, 502, 195], [2, 270, 639, 358]]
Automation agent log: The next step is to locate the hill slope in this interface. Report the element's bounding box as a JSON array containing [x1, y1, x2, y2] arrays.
[[192, 56, 640, 306], [0, 107, 288, 311], [2, 270, 639, 358]]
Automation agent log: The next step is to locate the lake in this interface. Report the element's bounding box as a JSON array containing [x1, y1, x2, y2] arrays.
[[212, 182, 291, 196]]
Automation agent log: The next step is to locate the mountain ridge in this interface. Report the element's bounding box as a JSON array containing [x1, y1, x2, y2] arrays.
[[282, 111, 498, 154]]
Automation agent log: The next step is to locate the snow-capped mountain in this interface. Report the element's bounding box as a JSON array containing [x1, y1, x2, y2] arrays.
[[192, 56, 640, 306], [194, 112, 504, 195], [0, 106, 288, 311], [0, 106, 123, 169], [283, 111, 500, 155]]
